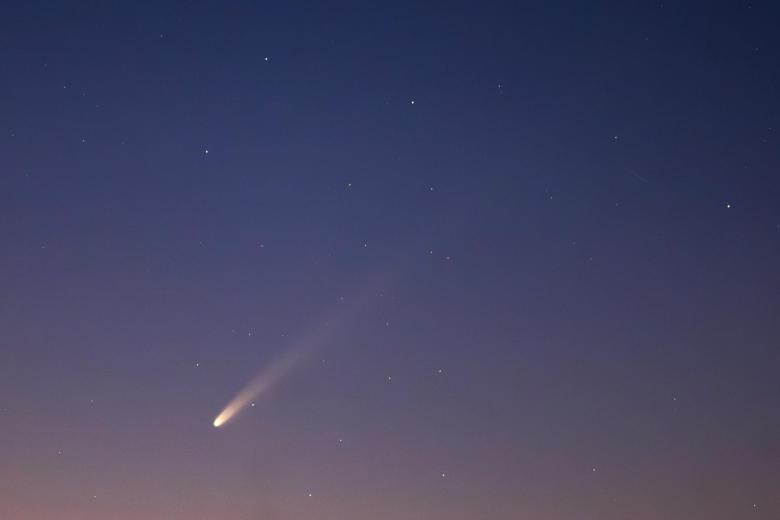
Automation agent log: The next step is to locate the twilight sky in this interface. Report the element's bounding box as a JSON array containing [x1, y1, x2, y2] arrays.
[[1, 1, 779, 519]]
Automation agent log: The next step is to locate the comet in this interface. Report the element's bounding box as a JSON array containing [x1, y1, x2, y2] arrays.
[[212, 346, 305, 427], [211, 272, 394, 429], [212, 291, 372, 428]]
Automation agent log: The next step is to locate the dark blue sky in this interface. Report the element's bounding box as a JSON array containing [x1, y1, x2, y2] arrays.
[[1, 2, 779, 519]]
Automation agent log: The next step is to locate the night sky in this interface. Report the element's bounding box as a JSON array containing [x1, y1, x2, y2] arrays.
[[2, 2, 779, 519]]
